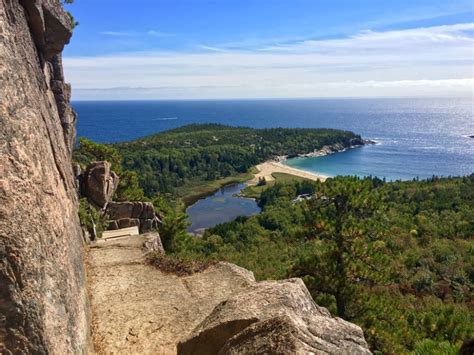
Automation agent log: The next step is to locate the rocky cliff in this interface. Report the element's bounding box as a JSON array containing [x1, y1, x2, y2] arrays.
[[89, 233, 371, 354], [0, 2, 373, 354], [0, 0, 89, 353]]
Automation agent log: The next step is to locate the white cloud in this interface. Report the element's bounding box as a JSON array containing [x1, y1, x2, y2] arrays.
[[99, 30, 175, 37], [147, 30, 175, 37], [99, 31, 135, 36], [67, 23, 474, 99]]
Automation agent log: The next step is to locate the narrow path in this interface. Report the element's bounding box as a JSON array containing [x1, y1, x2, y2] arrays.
[[87, 233, 255, 354]]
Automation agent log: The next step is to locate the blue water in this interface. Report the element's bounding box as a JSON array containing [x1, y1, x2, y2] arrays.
[[186, 184, 260, 233], [73, 97, 474, 181]]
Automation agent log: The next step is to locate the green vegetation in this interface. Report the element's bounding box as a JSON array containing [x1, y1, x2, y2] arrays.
[[169, 175, 474, 353], [78, 198, 106, 239], [113, 124, 363, 202], [74, 137, 146, 202], [175, 171, 255, 205], [73, 138, 184, 242], [241, 172, 309, 199], [74, 125, 473, 353], [62, 0, 79, 29]]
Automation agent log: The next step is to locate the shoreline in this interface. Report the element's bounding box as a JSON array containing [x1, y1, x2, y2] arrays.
[[248, 160, 328, 184], [247, 142, 373, 185]]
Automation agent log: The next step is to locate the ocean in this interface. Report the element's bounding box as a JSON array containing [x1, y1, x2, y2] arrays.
[[73, 97, 474, 181]]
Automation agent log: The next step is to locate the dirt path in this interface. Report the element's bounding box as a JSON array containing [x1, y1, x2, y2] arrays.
[[248, 160, 327, 184], [87, 233, 255, 354]]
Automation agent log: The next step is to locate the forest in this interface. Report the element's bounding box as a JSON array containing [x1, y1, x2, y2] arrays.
[[73, 126, 473, 354], [112, 124, 363, 200], [170, 175, 474, 354]]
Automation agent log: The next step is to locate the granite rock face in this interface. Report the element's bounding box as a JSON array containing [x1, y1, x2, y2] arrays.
[[106, 201, 161, 233], [0, 0, 89, 353], [178, 278, 371, 354], [84, 161, 119, 208]]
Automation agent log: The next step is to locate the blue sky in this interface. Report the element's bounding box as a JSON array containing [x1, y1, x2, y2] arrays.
[[63, 0, 474, 100]]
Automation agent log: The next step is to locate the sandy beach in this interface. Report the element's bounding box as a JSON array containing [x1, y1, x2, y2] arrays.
[[248, 160, 327, 185]]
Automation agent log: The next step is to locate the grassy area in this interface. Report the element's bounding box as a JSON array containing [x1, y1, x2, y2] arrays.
[[177, 171, 256, 206], [271, 172, 309, 182], [177, 169, 309, 205], [240, 172, 310, 199]]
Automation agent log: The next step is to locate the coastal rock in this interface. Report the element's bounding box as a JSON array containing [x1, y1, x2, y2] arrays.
[[178, 278, 371, 354], [84, 161, 119, 208], [0, 0, 89, 353]]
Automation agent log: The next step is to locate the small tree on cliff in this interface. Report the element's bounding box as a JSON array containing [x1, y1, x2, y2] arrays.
[[290, 177, 389, 319], [62, 0, 79, 28]]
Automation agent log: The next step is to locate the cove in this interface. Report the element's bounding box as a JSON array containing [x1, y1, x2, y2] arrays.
[[186, 183, 261, 235]]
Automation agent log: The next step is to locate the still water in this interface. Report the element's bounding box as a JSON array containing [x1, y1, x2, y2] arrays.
[[186, 183, 260, 234]]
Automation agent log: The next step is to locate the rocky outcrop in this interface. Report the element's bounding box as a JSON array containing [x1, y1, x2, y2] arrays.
[[178, 278, 371, 354], [106, 201, 161, 233], [88, 234, 255, 354], [0, 0, 89, 353], [89, 232, 371, 354], [79, 162, 160, 233], [83, 161, 119, 208]]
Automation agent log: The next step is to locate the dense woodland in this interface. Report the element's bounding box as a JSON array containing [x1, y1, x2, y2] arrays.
[[74, 126, 473, 354], [111, 124, 363, 198], [172, 175, 474, 354]]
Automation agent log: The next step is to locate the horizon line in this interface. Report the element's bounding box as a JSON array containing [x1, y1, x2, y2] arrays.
[[71, 95, 472, 102]]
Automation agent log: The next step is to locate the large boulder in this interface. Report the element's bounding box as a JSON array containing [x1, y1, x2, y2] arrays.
[[106, 201, 160, 233], [84, 161, 119, 208], [178, 278, 371, 354], [107, 201, 155, 220]]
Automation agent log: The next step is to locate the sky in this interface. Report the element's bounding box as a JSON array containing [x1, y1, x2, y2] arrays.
[[63, 0, 474, 100]]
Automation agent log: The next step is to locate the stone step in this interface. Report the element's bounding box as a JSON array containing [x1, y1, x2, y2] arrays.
[[102, 226, 139, 239]]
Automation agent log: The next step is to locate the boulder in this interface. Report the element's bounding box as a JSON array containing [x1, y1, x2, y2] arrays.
[[116, 218, 140, 229], [107, 220, 119, 230], [220, 315, 319, 354], [141, 231, 165, 254], [106, 201, 160, 233], [84, 161, 119, 208], [140, 202, 155, 219], [107, 201, 136, 219], [107, 201, 155, 219], [178, 278, 371, 354], [139, 218, 154, 233]]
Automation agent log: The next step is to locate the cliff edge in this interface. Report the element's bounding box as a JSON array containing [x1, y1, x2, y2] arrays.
[[0, 2, 372, 354], [0, 0, 89, 353], [89, 233, 371, 354]]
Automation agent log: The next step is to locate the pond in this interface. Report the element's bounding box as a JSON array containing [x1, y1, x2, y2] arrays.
[[186, 183, 261, 235]]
